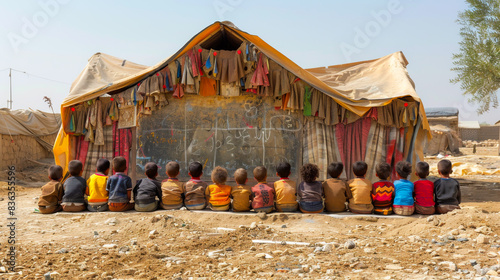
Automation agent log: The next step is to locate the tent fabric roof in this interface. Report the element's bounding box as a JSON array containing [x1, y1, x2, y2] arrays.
[[62, 21, 428, 131], [0, 108, 61, 136], [425, 107, 459, 118]]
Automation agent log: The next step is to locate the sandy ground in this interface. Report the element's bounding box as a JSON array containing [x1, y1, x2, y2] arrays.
[[0, 147, 499, 279]]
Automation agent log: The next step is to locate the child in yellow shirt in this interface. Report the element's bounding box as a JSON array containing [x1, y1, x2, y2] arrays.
[[206, 166, 232, 211], [231, 168, 252, 212], [274, 162, 297, 212], [160, 161, 184, 210], [86, 159, 110, 212]]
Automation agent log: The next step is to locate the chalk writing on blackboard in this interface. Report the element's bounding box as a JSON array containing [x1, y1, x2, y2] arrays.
[[137, 95, 302, 181]]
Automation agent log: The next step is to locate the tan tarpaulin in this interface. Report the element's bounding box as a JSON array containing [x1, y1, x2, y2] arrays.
[[54, 21, 430, 170], [0, 108, 60, 136]]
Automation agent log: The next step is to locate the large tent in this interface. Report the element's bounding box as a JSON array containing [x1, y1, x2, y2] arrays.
[[54, 21, 430, 182]]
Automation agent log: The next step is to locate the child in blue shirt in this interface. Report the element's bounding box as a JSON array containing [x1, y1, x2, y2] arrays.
[[393, 161, 414, 216]]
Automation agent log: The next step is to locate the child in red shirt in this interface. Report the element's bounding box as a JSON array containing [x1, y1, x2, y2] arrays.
[[414, 161, 435, 214], [251, 166, 275, 213]]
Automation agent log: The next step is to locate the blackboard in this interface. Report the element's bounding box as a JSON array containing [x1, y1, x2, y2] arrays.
[[137, 94, 303, 182]]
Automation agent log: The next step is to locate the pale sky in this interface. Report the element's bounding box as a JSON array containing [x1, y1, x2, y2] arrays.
[[0, 0, 498, 123]]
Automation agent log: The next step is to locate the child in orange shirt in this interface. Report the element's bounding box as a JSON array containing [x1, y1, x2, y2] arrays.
[[251, 166, 275, 213], [205, 166, 232, 211], [86, 158, 110, 212], [160, 161, 184, 210], [274, 162, 297, 212], [231, 168, 252, 212]]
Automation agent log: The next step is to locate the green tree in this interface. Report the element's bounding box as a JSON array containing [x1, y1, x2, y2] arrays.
[[451, 0, 500, 114]]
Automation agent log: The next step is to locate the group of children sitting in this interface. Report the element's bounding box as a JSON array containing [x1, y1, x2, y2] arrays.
[[38, 156, 461, 216]]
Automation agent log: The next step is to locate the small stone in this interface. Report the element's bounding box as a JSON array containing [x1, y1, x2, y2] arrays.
[[250, 246, 256, 251], [119, 246, 129, 253], [427, 216, 434, 222], [475, 226, 492, 234], [487, 252, 497, 258], [225, 247, 233, 251], [439, 261, 457, 271], [409, 236, 420, 243], [322, 243, 333, 252], [104, 218, 117, 226], [433, 219, 440, 226], [151, 215, 162, 223], [130, 239, 138, 245], [355, 262, 368, 269], [265, 227, 273, 234], [385, 264, 403, 270], [249, 222, 257, 230], [257, 212, 267, 220], [103, 244, 117, 249], [292, 268, 303, 273], [218, 262, 230, 268], [477, 234, 490, 244], [149, 230, 158, 239], [57, 248, 69, 254], [364, 248, 374, 254], [208, 250, 224, 259], [457, 238, 469, 242], [255, 253, 267, 259], [281, 225, 287, 228], [0, 267, 6, 273], [450, 229, 460, 236], [487, 270, 499, 276], [345, 240, 356, 249]]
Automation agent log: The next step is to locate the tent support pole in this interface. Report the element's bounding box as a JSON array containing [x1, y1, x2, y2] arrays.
[[131, 126, 137, 185]]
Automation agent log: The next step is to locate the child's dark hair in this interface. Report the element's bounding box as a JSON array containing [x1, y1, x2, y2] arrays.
[[48, 165, 63, 181], [234, 168, 247, 185], [276, 162, 291, 178], [212, 166, 228, 184], [396, 161, 412, 179], [352, 161, 368, 177], [96, 158, 110, 173], [145, 162, 158, 179], [112, 156, 127, 173], [300, 163, 319, 183], [253, 166, 267, 182], [327, 162, 343, 178], [375, 162, 391, 180], [415, 161, 430, 179], [68, 160, 83, 176], [166, 161, 180, 178], [437, 159, 452, 176], [188, 161, 203, 178]]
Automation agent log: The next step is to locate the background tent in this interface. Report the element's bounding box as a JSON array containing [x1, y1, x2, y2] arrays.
[[54, 21, 430, 182], [424, 107, 461, 156], [1, 108, 61, 170]]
